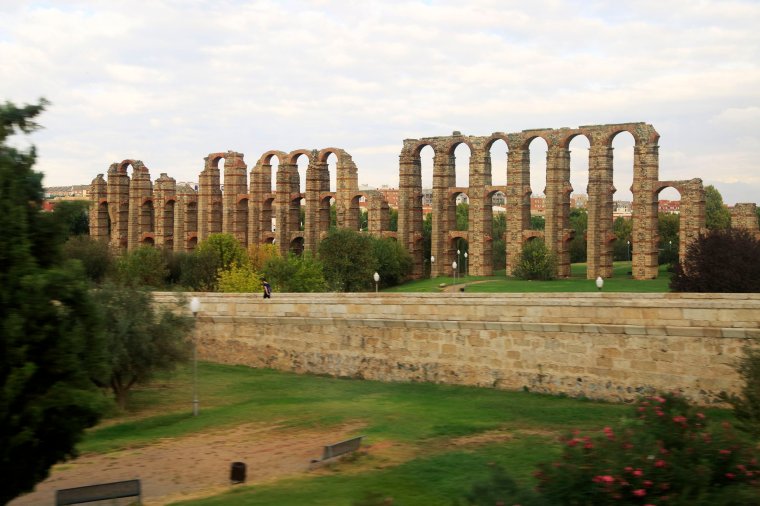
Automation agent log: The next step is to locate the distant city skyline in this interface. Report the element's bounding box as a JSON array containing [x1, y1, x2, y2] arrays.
[[6, 1, 759, 205]]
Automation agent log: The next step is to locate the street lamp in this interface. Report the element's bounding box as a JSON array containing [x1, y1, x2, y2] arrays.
[[627, 240, 631, 262], [595, 276, 604, 291], [373, 271, 380, 293], [464, 251, 468, 277], [452, 261, 458, 284], [430, 255, 435, 278], [189, 297, 202, 417]]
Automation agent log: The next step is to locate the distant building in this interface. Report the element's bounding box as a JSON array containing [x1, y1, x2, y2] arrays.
[[491, 191, 506, 206], [530, 195, 545, 216], [659, 200, 680, 214], [613, 200, 632, 218], [571, 194, 588, 209]]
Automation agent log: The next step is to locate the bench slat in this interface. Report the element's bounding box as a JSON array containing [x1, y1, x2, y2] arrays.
[[56, 479, 141, 506]]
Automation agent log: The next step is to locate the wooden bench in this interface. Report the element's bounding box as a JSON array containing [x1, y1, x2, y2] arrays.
[[311, 435, 365, 465], [56, 479, 141, 506]]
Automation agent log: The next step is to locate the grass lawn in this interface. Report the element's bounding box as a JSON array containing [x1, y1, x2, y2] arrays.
[[79, 363, 732, 505], [386, 261, 672, 293]]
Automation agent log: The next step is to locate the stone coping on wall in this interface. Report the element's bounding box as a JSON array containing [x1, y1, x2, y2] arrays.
[[154, 292, 760, 330]]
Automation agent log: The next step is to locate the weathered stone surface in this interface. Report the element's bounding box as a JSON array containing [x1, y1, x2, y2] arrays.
[[154, 292, 760, 405]]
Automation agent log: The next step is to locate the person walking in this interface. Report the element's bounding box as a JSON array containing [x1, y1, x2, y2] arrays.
[[262, 279, 272, 299]]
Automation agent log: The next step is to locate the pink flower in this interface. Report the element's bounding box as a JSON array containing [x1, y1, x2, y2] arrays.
[[643, 480, 653, 488], [696, 412, 705, 419], [633, 489, 647, 497], [624, 466, 633, 473], [653, 396, 666, 403], [584, 442, 594, 449], [672, 415, 687, 423], [719, 449, 731, 455], [567, 438, 579, 447], [633, 469, 644, 477], [594, 475, 614, 483], [726, 472, 736, 479], [655, 460, 666, 468]]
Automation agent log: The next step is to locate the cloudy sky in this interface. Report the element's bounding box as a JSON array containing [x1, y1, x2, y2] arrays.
[[2, 0, 759, 204]]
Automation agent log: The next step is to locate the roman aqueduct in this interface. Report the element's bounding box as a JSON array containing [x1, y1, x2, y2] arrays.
[[90, 122, 759, 280]]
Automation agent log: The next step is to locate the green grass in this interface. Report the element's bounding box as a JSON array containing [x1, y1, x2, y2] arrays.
[[386, 261, 672, 293], [78, 364, 734, 505]]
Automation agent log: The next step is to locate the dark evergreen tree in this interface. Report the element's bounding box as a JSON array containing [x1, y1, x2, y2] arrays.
[[0, 100, 108, 504], [670, 228, 760, 292]]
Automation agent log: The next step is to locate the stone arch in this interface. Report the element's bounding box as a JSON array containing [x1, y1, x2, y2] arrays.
[[655, 179, 704, 265]]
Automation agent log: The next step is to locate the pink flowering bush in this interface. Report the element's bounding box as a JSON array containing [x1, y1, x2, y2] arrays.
[[533, 393, 759, 505]]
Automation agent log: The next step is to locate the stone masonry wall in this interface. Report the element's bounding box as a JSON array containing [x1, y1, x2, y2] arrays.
[[154, 292, 760, 405]]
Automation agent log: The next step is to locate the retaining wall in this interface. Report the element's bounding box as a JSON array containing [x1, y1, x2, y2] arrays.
[[154, 292, 760, 404]]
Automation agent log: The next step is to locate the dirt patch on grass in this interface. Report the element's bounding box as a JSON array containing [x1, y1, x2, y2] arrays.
[[10, 422, 365, 506]]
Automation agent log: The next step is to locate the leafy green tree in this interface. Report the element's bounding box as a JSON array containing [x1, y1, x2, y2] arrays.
[[96, 283, 193, 409], [196, 232, 248, 271], [671, 228, 760, 292], [721, 346, 760, 439], [217, 263, 262, 293], [263, 252, 327, 292], [178, 247, 220, 291], [492, 212, 506, 270], [1, 99, 109, 503], [658, 212, 680, 265], [705, 184, 731, 230], [116, 245, 169, 288], [569, 208, 588, 263], [513, 239, 557, 280], [423, 212, 433, 272], [372, 237, 413, 287], [612, 216, 632, 261], [360, 209, 368, 231], [319, 228, 378, 291], [456, 202, 468, 230], [530, 215, 545, 231], [248, 242, 279, 272], [51, 200, 90, 238], [62, 235, 114, 283], [388, 207, 398, 232]]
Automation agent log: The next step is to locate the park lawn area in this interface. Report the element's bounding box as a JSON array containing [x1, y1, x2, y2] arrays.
[[78, 363, 732, 505], [386, 261, 672, 293]]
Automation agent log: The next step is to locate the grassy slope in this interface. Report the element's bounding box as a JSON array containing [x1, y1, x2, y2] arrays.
[[386, 261, 672, 293], [79, 364, 732, 505]]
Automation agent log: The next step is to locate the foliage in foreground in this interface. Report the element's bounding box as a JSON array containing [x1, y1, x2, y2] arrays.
[[95, 283, 194, 409], [463, 394, 760, 505], [722, 345, 760, 439], [670, 228, 760, 292], [0, 99, 109, 504]]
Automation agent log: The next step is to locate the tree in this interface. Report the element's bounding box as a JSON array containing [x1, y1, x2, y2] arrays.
[[388, 207, 398, 232], [248, 242, 279, 272], [51, 200, 90, 238], [513, 239, 557, 280], [116, 245, 169, 288], [705, 184, 731, 230], [658, 213, 680, 265], [263, 252, 327, 292], [372, 237, 413, 287], [492, 212, 506, 270], [456, 202, 468, 230], [530, 215, 545, 231], [612, 216, 632, 261], [569, 208, 588, 263], [670, 228, 760, 292], [1, 99, 109, 503], [319, 228, 378, 291], [62, 235, 114, 284], [196, 232, 248, 272], [96, 283, 193, 409], [217, 263, 262, 293]]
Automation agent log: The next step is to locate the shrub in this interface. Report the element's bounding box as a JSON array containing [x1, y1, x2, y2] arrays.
[[178, 247, 220, 291], [116, 245, 168, 288], [513, 239, 557, 281], [248, 242, 279, 272], [722, 345, 760, 439], [670, 228, 760, 292], [319, 229, 378, 292], [534, 394, 760, 505], [263, 252, 327, 292], [62, 235, 114, 283], [371, 237, 413, 288], [217, 263, 262, 293]]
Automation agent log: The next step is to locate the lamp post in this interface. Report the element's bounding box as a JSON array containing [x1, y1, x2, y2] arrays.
[[595, 276, 604, 291], [373, 271, 380, 293], [627, 240, 631, 262], [464, 251, 468, 277], [189, 297, 201, 416], [452, 261, 458, 284], [430, 255, 435, 278]]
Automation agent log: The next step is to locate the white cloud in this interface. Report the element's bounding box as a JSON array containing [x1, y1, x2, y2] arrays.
[[1, 0, 759, 204]]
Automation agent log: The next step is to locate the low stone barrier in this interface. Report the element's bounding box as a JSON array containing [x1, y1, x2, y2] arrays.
[[154, 292, 760, 404]]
